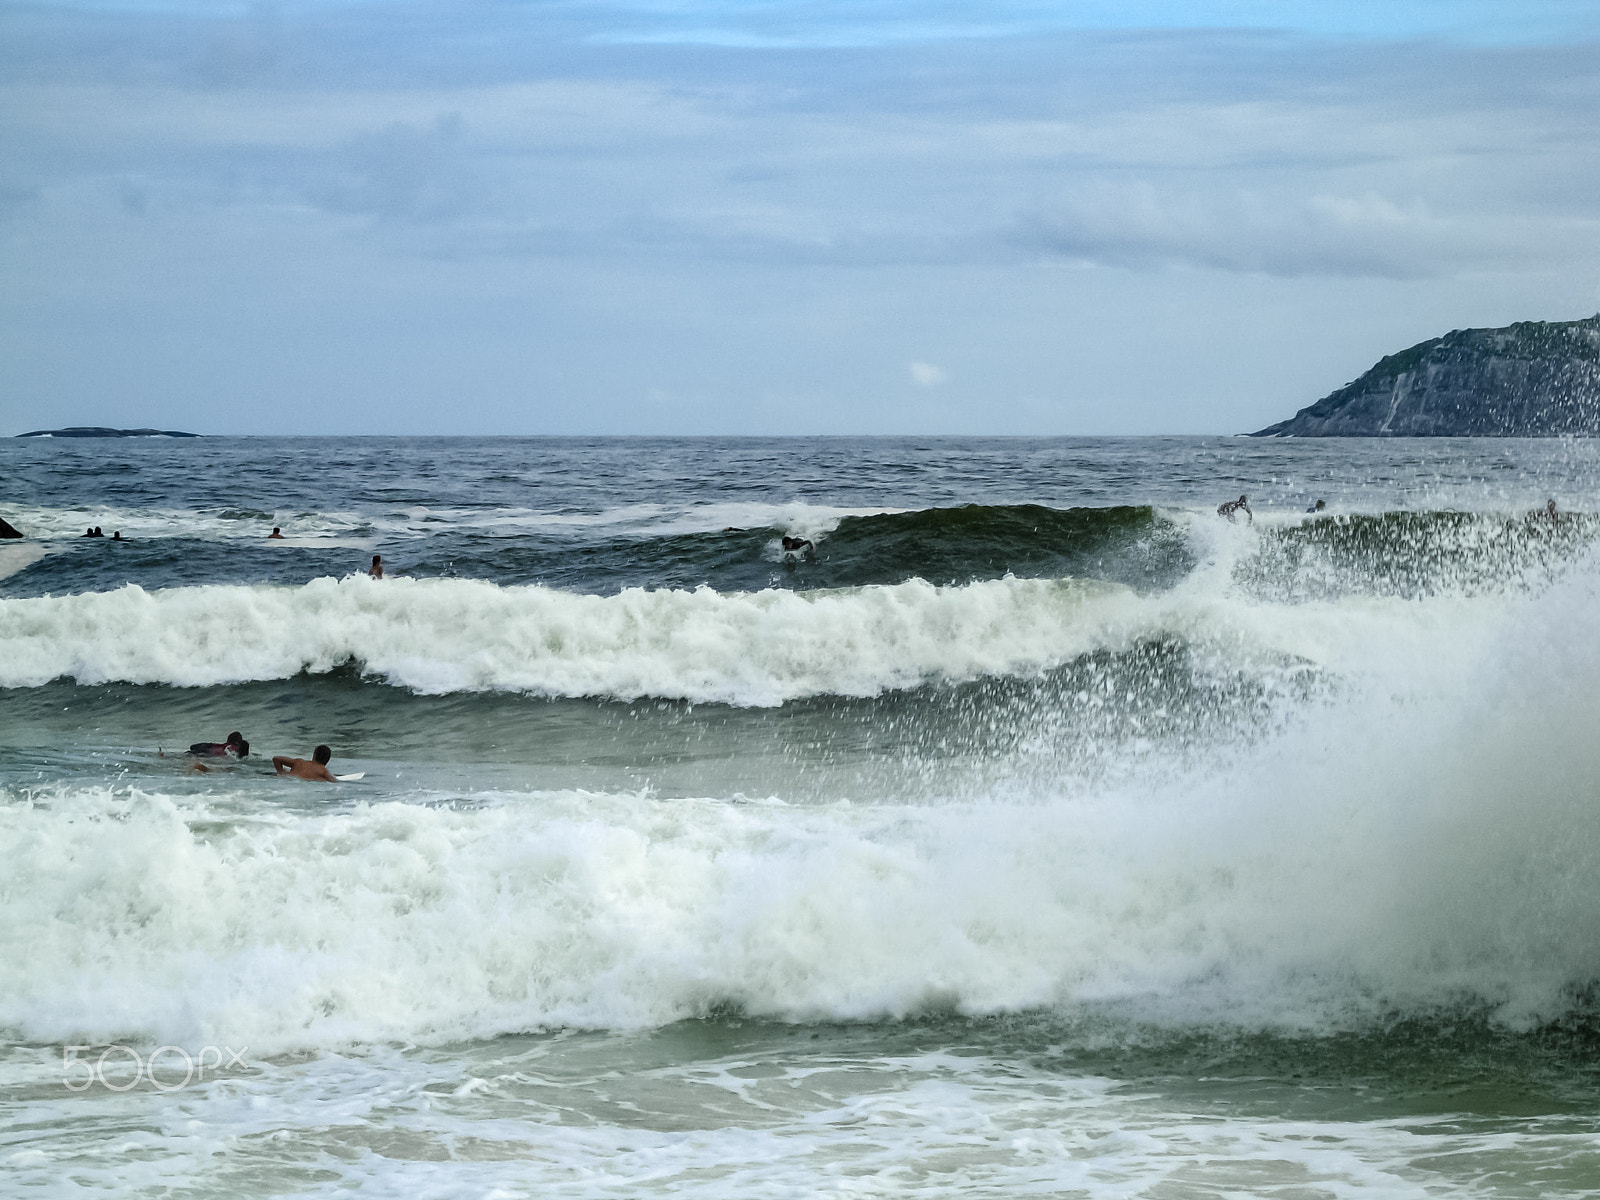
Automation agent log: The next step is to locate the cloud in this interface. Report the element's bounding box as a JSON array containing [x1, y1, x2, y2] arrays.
[[305, 112, 484, 222], [1015, 183, 1580, 279], [908, 361, 946, 386]]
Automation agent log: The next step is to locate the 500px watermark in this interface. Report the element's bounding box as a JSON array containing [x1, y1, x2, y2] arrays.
[[62, 1044, 250, 1092]]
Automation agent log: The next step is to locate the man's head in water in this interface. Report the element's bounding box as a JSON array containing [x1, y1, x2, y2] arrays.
[[313, 744, 332, 765], [225, 731, 250, 757]]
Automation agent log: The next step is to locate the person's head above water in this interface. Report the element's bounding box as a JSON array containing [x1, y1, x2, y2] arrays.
[[312, 744, 332, 765], [225, 731, 249, 757]]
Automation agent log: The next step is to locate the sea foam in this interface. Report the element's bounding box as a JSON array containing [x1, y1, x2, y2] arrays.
[[0, 569, 1489, 704], [5, 557, 1599, 1052]]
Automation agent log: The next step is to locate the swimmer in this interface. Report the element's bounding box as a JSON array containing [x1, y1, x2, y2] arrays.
[[268, 527, 285, 539], [781, 536, 814, 553], [273, 744, 338, 782], [1306, 499, 1326, 513], [369, 554, 383, 579], [188, 731, 249, 758], [1218, 495, 1252, 524], [112, 531, 123, 541], [83, 527, 102, 538]]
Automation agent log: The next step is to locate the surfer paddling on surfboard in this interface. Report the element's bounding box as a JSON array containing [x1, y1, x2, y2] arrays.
[[273, 744, 339, 782]]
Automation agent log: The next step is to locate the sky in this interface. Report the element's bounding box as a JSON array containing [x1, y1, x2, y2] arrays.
[[3, 1, 1599, 435]]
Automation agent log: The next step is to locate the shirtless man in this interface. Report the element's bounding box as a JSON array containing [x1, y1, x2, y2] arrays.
[[269, 527, 285, 539], [1218, 495, 1252, 524], [369, 554, 383, 578], [273, 744, 338, 782]]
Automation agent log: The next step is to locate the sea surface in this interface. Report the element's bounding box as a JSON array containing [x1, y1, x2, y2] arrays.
[[5, 435, 1600, 1198]]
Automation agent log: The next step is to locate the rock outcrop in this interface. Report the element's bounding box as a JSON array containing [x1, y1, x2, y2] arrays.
[[1252, 316, 1600, 436]]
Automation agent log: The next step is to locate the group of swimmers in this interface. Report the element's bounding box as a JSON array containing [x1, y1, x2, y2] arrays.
[[182, 731, 342, 782], [82, 526, 125, 540]]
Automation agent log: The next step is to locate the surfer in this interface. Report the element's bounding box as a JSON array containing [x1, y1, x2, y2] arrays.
[[781, 535, 814, 554], [269, 527, 285, 539], [1306, 499, 1326, 513], [188, 732, 249, 758], [1217, 495, 1252, 524], [369, 554, 383, 579], [112, 531, 123, 541], [83, 526, 103, 538], [273, 745, 338, 782]]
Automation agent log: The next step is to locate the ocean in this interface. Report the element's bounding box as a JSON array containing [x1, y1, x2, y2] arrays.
[[4, 434, 1600, 1197]]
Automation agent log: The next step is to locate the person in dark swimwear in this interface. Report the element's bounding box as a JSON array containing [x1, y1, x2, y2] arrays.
[[84, 527, 103, 538], [369, 554, 383, 578], [1305, 499, 1326, 513], [274, 745, 337, 782], [111, 531, 123, 541], [269, 527, 285, 539], [189, 731, 249, 758], [781, 536, 813, 554], [1218, 495, 1252, 523]]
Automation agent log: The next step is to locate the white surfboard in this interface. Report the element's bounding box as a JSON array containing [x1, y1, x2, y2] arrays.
[[335, 772, 366, 781]]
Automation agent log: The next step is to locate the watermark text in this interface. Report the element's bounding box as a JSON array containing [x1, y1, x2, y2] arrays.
[[62, 1044, 250, 1092]]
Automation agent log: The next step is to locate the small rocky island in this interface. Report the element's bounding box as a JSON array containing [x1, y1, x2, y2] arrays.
[[1252, 315, 1600, 436], [17, 426, 199, 438]]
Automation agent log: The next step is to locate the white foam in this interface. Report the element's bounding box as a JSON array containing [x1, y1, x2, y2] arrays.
[[0, 562, 1505, 703], [0, 500, 898, 547], [6, 555, 1599, 1054]]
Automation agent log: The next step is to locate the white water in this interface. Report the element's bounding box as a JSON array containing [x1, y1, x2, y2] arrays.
[[5, 554, 1598, 1055], [0, 544, 1510, 704], [0, 499, 898, 545]]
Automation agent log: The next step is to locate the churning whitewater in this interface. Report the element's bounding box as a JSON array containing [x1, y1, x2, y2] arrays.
[[7, 436, 1600, 1199]]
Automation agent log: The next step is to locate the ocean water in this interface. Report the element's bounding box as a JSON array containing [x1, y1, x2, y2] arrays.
[[5, 435, 1600, 1198]]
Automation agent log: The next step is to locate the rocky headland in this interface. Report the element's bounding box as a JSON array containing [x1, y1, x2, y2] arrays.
[[1252, 316, 1600, 436]]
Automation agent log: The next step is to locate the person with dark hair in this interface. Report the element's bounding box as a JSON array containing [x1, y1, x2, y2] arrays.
[[188, 731, 249, 758], [84, 526, 102, 537], [1217, 495, 1252, 524], [273, 744, 338, 782], [780, 535, 813, 554], [112, 531, 123, 541], [268, 527, 285, 539], [369, 554, 383, 579]]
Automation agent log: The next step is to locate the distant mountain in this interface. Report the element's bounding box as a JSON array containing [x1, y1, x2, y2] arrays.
[[17, 426, 199, 438], [1252, 316, 1600, 436]]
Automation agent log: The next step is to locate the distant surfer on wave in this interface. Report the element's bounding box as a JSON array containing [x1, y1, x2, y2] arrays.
[[781, 535, 813, 555], [274, 744, 339, 782], [1217, 495, 1252, 524]]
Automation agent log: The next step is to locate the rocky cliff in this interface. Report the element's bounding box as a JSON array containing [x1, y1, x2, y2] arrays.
[[1252, 316, 1600, 436]]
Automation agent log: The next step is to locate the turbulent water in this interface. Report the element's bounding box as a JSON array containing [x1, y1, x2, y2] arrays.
[[6, 435, 1600, 1197]]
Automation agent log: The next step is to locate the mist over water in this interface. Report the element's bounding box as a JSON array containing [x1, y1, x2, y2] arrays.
[[6, 437, 1600, 1197]]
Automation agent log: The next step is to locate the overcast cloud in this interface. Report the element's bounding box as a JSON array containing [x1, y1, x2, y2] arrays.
[[3, 1, 1599, 434]]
